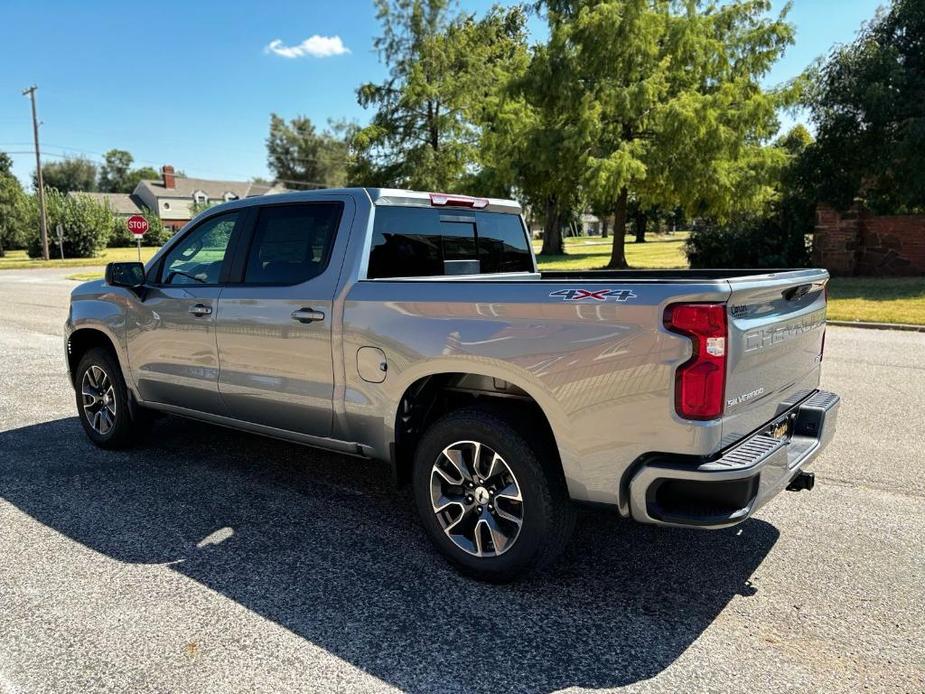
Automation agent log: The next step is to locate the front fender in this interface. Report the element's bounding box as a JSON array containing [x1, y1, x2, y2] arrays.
[[67, 283, 136, 389]]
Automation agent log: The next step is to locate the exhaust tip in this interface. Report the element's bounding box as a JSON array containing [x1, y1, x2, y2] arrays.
[[786, 471, 815, 492]]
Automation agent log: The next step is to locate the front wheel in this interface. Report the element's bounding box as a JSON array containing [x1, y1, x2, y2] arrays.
[[412, 407, 576, 582], [75, 347, 146, 449]]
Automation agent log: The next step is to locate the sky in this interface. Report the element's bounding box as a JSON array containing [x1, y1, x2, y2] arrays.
[[0, 0, 884, 189]]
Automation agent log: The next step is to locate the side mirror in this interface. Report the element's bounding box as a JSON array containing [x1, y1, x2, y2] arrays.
[[105, 262, 146, 289]]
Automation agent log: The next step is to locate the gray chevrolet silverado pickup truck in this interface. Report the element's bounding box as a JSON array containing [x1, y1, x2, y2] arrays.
[[66, 188, 839, 581]]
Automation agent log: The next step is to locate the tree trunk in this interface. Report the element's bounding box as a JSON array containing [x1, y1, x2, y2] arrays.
[[634, 209, 647, 243], [540, 195, 564, 255], [607, 188, 629, 269], [601, 216, 609, 238]]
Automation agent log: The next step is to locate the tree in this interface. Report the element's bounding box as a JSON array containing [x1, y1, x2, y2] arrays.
[[482, 33, 585, 255], [266, 114, 348, 188], [353, 0, 529, 191], [685, 124, 815, 269], [124, 166, 159, 191], [776, 123, 813, 156], [519, 0, 795, 265], [96, 150, 157, 193], [801, 0, 925, 213], [0, 152, 27, 256], [98, 149, 133, 193], [34, 156, 97, 192]]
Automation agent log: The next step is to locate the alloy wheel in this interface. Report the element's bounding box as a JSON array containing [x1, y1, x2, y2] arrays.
[[430, 440, 524, 557], [81, 364, 117, 435]]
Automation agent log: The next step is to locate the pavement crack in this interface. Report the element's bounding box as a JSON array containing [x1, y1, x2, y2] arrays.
[[818, 474, 925, 499]]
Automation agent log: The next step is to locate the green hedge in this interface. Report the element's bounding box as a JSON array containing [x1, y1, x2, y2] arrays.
[[108, 208, 175, 247], [684, 203, 812, 269], [26, 189, 113, 258]]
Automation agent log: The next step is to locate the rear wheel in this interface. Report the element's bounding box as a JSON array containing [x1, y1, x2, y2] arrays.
[[75, 347, 146, 449], [412, 407, 575, 582]]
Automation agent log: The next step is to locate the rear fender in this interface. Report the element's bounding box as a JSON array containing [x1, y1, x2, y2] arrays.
[[384, 357, 579, 495]]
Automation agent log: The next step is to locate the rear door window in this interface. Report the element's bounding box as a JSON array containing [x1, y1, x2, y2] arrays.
[[367, 206, 532, 279], [243, 203, 342, 285]]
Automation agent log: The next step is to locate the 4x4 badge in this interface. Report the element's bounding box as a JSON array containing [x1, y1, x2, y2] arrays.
[[549, 288, 638, 302]]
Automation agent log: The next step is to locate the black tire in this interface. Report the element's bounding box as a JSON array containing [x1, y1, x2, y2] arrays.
[[74, 347, 147, 449], [412, 407, 576, 582]]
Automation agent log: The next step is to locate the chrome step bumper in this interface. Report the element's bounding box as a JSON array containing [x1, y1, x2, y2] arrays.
[[628, 390, 840, 528]]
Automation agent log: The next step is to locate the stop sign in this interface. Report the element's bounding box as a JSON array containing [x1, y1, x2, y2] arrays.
[[127, 215, 149, 237]]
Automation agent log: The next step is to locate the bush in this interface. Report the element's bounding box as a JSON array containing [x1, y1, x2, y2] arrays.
[[108, 207, 174, 247], [684, 200, 813, 269], [26, 188, 114, 258]]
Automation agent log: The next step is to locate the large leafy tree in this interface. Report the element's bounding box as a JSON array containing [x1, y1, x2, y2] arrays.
[[484, 72, 587, 254], [98, 149, 158, 193], [512, 0, 795, 265], [124, 165, 159, 191], [801, 0, 925, 213], [354, 0, 529, 191], [34, 156, 98, 193], [266, 114, 348, 188], [97, 149, 132, 192]]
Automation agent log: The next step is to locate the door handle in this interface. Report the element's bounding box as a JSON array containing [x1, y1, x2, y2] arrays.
[[291, 308, 325, 323], [188, 304, 212, 317]]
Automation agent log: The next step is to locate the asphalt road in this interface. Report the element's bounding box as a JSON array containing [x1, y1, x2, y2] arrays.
[[0, 268, 923, 694]]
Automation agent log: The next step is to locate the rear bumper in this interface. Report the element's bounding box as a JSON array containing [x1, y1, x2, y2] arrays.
[[628, 390, 840, 529]]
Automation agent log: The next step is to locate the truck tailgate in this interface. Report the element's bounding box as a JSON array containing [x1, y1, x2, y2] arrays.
[[722, 269, 829, 441]]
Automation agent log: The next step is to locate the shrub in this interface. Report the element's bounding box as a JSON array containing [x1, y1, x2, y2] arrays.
[[108, 207, 174, 247], [684, 199, 813, 269], [26, 188, 114, 258]]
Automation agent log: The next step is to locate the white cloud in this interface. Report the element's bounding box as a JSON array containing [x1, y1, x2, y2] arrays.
[[264, 35, 350, 59]]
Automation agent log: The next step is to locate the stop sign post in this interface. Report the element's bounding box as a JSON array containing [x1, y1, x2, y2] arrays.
[[126, 215, 148, 261]]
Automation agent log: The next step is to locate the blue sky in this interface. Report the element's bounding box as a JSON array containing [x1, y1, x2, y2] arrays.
[[0, 0, 883, 188]]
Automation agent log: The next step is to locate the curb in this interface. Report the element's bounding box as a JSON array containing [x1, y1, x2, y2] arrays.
[[828, 320, 925, 332]]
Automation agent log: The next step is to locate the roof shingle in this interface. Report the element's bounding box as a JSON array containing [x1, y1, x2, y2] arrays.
[[68, 191, 144, 216]]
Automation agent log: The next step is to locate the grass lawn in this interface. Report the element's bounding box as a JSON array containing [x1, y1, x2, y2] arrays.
[[532, 233, 689, 270], [0, 247, 160, 271], [825, 277, 925, 325]]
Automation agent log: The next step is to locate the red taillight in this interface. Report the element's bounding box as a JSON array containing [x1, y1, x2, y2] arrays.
[[429, 192, 489, 209], [664, 303, 728, 420]]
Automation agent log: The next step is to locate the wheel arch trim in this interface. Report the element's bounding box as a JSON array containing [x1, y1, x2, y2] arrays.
[[384, 359, 581, 498]]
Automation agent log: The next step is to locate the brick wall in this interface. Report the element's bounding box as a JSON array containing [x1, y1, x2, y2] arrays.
[[813, 205, 925, 276]]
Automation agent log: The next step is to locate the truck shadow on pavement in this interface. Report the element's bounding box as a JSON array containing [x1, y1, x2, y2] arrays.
[[1, 416, 780, 693]]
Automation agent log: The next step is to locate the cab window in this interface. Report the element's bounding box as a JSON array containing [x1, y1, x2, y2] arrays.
[[161, 212, 239, 285], [367, 206, 532, 279]]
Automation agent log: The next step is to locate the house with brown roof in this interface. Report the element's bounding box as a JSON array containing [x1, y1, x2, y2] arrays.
[[132, 165, 287, 230]]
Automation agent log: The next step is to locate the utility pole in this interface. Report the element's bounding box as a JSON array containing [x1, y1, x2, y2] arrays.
[[22, 85, 49, 260]]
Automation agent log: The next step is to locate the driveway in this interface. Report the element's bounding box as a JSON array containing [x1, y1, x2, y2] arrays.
[[0, 268, 923, 693]]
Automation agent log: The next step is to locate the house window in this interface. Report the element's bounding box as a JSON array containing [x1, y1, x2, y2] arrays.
[[223, 192, 238, 202], [193, 190, 209, 206]]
